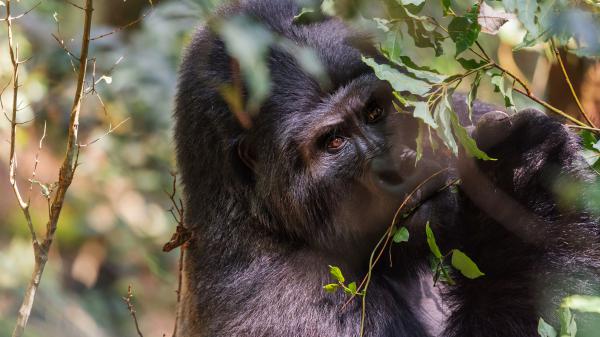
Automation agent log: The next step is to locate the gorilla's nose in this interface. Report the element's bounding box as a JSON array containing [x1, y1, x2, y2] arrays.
[[370, 151, 444, 199]]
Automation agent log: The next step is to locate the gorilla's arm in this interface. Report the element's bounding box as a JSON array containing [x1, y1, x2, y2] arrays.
[[444, 110, 600, 337]]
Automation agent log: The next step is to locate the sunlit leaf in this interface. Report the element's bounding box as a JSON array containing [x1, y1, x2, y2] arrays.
[[323, 283, 340, 293], [433, 99, 458, 155], [397, 0, 425, 7], [345, 281, 357, 295], [363, 57, 432, 96], [449, 104, 495, 160], [537, 318, 558, 337], [558, 307, 577, 337], [411, 101, 438, 128], [219, 15, 273, 113], [562, 295, 600, 314], [450, 249, 485, 279], [416, 121, 425, 163], [425, 222, 442, 259], [329, 265, 345, 283], [393, 226, 410, 243]]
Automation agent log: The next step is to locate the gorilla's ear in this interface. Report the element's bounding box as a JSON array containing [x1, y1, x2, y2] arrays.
[[235, 136, 257, 180]]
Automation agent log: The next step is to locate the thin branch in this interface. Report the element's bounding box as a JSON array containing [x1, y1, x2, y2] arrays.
[[123, 285, 145, 337], [90, 0, 154, 41], [11, 1, 94, 336], [550, 39, 597, 128], [78, 117, 130, 147], [514, 87, 589, 128], [27, 122, 47, 204]]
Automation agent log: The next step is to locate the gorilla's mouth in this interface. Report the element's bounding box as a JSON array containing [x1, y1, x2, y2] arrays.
[[396, 168, 457, 220]]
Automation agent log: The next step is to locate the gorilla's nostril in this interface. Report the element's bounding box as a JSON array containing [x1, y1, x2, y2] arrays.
[[377, 170, 404, 185]]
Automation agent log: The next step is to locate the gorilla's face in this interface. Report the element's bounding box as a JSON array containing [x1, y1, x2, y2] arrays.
[[244, 70, 453, 257]]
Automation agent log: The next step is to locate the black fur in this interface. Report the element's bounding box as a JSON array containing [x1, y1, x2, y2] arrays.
[[173, 1, 600, 336]]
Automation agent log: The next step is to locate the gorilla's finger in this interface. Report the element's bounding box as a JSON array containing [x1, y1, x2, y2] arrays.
[[472, 110, 512, 151]]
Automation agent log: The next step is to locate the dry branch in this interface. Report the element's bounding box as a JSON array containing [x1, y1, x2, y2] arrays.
[[9, 1, 94, 336]]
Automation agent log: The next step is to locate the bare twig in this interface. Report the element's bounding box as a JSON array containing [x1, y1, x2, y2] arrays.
[[123, 285, 145, 337], [163, 173, 190, 337], [90, 0, 155, 41], [11, 1, 95, 336]]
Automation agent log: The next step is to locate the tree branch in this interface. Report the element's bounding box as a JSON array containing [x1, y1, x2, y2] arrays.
[[11, 1, 94, 336]]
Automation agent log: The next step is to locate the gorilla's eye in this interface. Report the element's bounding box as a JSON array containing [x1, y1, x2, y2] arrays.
[[325, 134, 347, 153], [366, 107, 384, 124]]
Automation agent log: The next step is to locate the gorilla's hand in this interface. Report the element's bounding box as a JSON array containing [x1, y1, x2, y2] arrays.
[[457, 109, 591, 244]]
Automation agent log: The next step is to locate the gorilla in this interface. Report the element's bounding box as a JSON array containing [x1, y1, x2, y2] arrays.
[[172, 0, 600, 336]]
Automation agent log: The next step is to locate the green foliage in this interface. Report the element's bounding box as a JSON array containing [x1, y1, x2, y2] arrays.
[[563, 296, 600, 315], [329, 265, 345, 283], [426, 222, 485, 283], [392, 226, 410, 243], [559, 307, 578, 337], [425, 222, 443, 259], [538, 318, 558, 337], [450, 249, 485, 279], [448, 4, 481, 55], [323, 265, 364, 297]]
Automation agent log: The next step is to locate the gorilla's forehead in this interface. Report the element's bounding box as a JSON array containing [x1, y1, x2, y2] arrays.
[[268, 74, 378, 149], [241, 0, 371, 85]]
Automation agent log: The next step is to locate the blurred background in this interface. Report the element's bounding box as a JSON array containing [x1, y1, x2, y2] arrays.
[[0, 0, 598, 336]]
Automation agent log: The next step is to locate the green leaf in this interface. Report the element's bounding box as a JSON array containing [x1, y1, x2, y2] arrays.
[[457, 58, 487, 70], [328, 265, 345, 283], [451, 249, 485, 279], [396, 57, 446, 84], [397, 0, 425, 7], [425, 222, 443, 259], [558, 307, 577, 337], [490, 73, 514, 108], [411, 101, 438, 128], [433, 99, 458, 155], [362, 57, 431, 96], [467, 71, 482, 121], [441, 0, 452, 16], [537, 318, 558, 337], [320, 0, 337, 16], [219, 15, 274, 113], [323, 283, 340, 293], [448, 5, 481, 55], [373, 17, 391, 32], [346, 281, 358, 295], [393, 226, 410, 243], [415, 121, 425, 163], [579, 130, 599, 150], [448, 102, 495, 161], [562, 295, 600, 314]]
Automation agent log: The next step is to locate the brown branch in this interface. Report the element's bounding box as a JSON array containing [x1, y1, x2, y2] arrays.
[[163, 172, 189, 337], [513, 88, 589, 128], [11, 1, 94, 336], [550, 39, 597, 128], [123, 285, 145, 337]]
